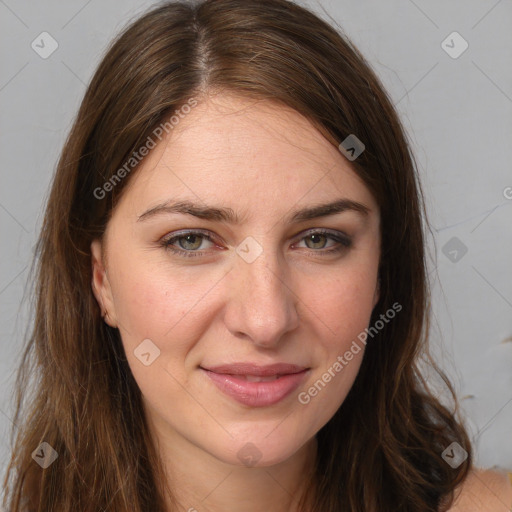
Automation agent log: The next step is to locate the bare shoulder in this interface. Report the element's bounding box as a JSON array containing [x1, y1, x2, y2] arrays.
[[446, 468, 512, 512]]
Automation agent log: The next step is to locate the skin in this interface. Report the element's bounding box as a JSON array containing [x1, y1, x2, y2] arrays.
[[449, 468, 512, 512], [91, 93, 382, 511]]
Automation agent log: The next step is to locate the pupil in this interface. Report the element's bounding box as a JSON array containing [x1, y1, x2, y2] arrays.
[[308, 234, 325, 248], [181, 234, 200, 249]]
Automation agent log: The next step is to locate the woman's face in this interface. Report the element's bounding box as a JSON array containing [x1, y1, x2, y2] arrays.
[[91, 93, 381, 467]]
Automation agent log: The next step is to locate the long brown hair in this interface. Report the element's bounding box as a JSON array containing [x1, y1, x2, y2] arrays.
[[2, 0, 472, 510]]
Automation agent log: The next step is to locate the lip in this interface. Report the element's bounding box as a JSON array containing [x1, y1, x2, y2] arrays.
[[203, 362, 307, 376], [200, 363, 310, 407]]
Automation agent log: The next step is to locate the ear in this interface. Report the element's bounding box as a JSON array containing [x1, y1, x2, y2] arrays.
[[91, 238, 118, 328]]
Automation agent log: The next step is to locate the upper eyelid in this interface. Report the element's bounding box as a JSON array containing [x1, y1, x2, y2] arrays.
[[162, 229, 216, 245]]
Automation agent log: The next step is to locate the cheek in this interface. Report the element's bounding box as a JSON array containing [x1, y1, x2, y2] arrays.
[[112, 262, 216, 338], [112, 266, 217, 399], [295, 272, 375, 431], [304, 267, 378, 347]]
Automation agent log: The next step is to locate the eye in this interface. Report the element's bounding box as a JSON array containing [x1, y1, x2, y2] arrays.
[[293, 229, 352, 256], [160, 229, 216, 258], [159, 228, 352, 258]]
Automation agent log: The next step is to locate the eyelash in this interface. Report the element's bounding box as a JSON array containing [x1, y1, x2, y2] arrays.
[[159, 229, 352, 258]]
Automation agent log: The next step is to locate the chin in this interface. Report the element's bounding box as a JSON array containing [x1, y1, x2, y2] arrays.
[[208, 430, 311, 468]]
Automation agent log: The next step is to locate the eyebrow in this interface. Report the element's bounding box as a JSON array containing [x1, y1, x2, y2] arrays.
[[137, 198, 371, 224]]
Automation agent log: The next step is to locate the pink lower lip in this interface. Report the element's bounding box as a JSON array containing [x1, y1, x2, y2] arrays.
[[201, 368, 309, 407]]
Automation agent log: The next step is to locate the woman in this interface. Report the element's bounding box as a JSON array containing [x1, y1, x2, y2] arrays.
[[2, 0, 511, 510]]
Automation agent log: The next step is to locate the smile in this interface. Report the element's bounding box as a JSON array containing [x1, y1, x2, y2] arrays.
[[200, 363, 310, 407]]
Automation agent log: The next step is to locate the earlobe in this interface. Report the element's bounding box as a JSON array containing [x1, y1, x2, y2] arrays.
[[90, 239, 117, 328]]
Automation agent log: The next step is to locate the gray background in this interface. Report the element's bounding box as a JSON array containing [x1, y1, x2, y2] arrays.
[[1, 0, 511, 489]]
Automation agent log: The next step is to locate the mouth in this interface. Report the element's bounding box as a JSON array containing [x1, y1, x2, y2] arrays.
[[199, 363, 310, 407]]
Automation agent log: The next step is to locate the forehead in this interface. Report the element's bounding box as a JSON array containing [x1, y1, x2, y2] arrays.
[[113, 93, 379, 222]]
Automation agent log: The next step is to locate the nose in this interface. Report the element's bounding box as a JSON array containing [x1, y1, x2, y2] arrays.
[[223, 247, 300, 348]]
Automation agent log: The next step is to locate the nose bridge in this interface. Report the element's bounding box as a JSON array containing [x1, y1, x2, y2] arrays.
[[227, 238, 299, 345], [244, 249, 284, 297]]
